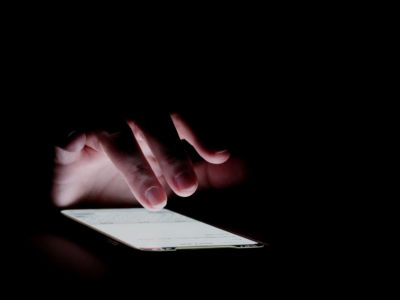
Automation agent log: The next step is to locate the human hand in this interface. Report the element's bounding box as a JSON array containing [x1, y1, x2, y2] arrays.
[[52, 113, 247, 210]]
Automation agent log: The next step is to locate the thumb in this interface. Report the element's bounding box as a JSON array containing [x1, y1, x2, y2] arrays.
[[54, 131, 86, 165]]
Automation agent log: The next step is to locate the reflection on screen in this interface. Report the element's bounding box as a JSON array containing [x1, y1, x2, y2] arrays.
[[62, 208, 258, 250]]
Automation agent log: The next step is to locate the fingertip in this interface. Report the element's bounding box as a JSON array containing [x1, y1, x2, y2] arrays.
[[203, 150, 231, 164], [173, 170, 198, 197], [62, 133, 86, 152], [54, 133, 86, 165], [144, 186, 168, 210], [213, 150, 231, 163], [145, 201, 167, 212]]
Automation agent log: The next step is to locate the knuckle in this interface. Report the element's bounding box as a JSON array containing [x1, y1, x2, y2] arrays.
[[126, 159, 154, 180]]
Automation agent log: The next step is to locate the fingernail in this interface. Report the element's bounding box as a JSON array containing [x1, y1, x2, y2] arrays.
[[56, 130, 78, 148], [216, 150, 229, 155], [145, 186, 165, 207], [174, 170, 197, 191]]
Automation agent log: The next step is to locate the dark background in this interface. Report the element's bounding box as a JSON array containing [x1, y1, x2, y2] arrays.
[[4, 76, 336, 294], [1, 8, 355, 295]]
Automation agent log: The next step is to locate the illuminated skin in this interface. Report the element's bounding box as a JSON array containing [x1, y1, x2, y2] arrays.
[[52, 113, 248, 210]]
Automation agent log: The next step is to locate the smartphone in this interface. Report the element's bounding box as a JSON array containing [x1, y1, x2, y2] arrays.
[[61, 208, 264, 251]]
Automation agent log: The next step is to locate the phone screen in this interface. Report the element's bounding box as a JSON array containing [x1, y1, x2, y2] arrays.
[[62, 208, 263, 251]]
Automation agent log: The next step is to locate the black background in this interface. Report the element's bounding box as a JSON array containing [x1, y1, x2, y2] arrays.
[[1, 8, 357, 296]]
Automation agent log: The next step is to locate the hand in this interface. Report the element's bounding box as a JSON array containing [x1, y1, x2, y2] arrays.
[[52, 113, 247, 210]]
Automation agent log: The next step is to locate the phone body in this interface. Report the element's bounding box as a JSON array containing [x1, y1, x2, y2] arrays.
[[61, 208, 265, 251]]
